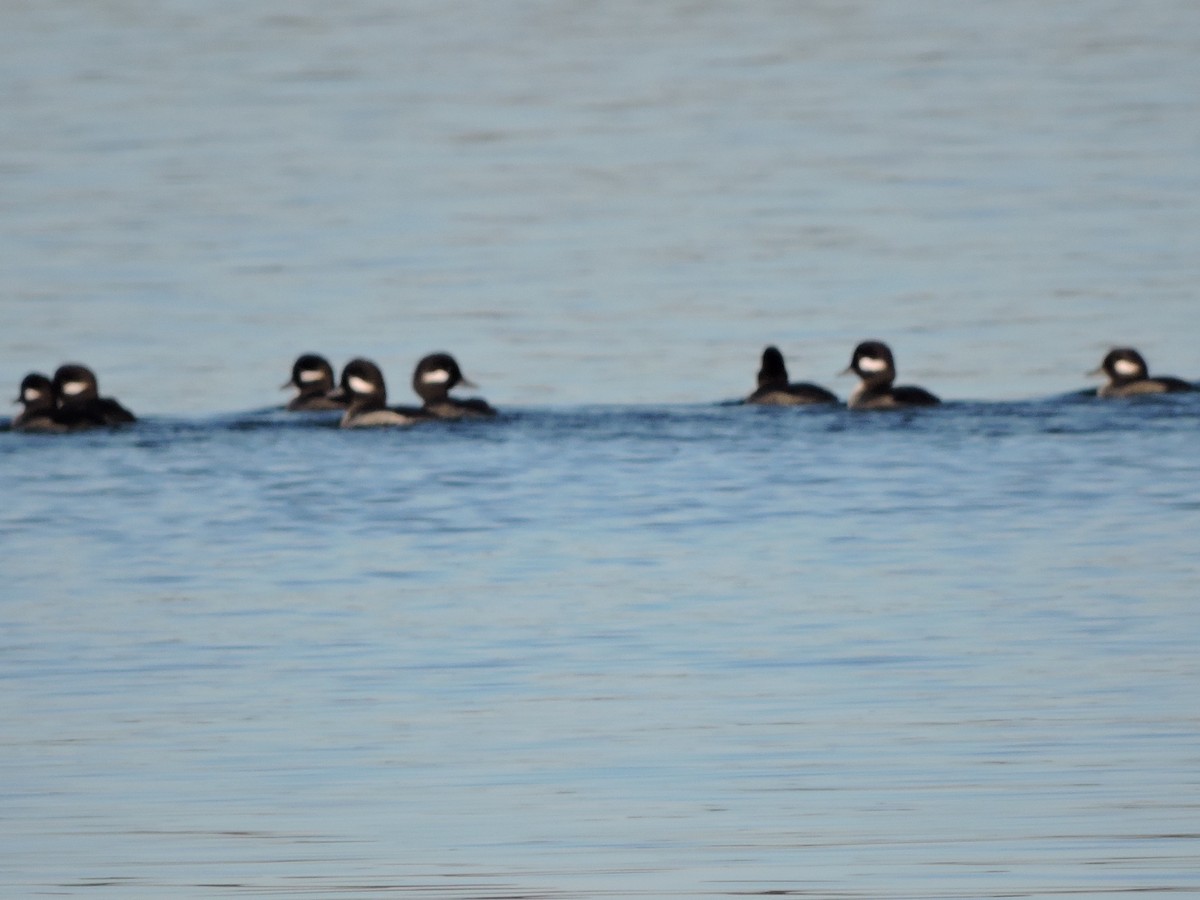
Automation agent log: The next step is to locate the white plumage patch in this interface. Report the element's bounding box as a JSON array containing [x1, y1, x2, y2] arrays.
[[1113, 358, 1141, 377], [857, 356, 888, 374], [60, 380, 88, 396], [298, 369, 325, 383], [347, 375, 376, 395], [421, 368, 451, 384], [23, 388, 42, 401]]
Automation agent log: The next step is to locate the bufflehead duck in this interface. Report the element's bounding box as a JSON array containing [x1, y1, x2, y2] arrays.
[[411, 353, 496, 419], [12, 372, 113, 432], [283, 354, 348, 411], [12, 373, 93, 432], [12, 373, 60, 431], [745, 345, 838, 405], [52, 363, 136, 424], [843, 340, 940, 410], [337, 358, 427, 428], [1090, 348, 1193, 398]]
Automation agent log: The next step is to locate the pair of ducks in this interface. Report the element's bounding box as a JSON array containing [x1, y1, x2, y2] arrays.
[[12, 364, 137, 432], [283, 352, 496, 427], [747, 342, 1193, 408], [747, 341, 940, 409]]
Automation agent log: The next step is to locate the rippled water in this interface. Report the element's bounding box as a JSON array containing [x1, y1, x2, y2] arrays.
[[5, 399, 1199, 897], [4, 1, 1200, 897]]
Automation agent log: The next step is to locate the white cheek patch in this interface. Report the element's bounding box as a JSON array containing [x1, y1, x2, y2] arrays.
[[23, 388, 42, 401], [857, 356, 888, 374], [1113, 359, 1141, 377], [60, 380, 88, 396], [347, 375, 376, 395], [298, 369, 325, 383], [421, 368, 451, 384]]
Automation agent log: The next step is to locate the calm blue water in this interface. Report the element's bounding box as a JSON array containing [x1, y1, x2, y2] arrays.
[[3, 2, 1200, 898]]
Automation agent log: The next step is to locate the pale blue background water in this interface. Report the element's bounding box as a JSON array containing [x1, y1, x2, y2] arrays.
[[2, 2, 1200, 898]]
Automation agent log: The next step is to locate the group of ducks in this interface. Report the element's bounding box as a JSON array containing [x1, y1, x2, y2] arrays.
[[750, 342, 1193, 408], [8, 342, 1195, 434], [283, 352, 497, 425], [8, 351, 494, 433], [11, 365, 137, 432]]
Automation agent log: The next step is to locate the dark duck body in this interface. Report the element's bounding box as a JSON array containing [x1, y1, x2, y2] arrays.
[[337, 358, 427, 428], [411, 353, 496, 419], [1091, 348, 1193, 398], [284, 354, 348, 411], [844, 341, 940, 410], [52, 364, 136, 424], [745, 345, 838, 406], [12, 373, 62, 432]]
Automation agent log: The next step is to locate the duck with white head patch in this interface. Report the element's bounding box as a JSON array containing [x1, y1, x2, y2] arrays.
[[843, 340, 940, 410], [1090, 348, 1193, 398], [11, 372, 106, 432], [52, 363, 136, 424], [336, 358, 428, 428], [411, 353, 496, 419], [283, 354, 348, 412], [12, 373, 60, 431]]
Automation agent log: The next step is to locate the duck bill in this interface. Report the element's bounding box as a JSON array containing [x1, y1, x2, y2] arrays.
[[459, 376, 478, 389]]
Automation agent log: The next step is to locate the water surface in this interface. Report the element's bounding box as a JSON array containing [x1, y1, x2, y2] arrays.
[[3, 2, 1200, 898]]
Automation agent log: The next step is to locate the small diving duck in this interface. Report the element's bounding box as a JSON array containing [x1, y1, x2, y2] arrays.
[[843, 341, 940, 410], [745, 345, 838, 405], [337, 358, 427, 428], [1090, 348, 1193, 398], [12, 373, 62, 432], [411, 353, 497, 419], [52, 363, 136, 424], [283, 354, 348, 411]]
